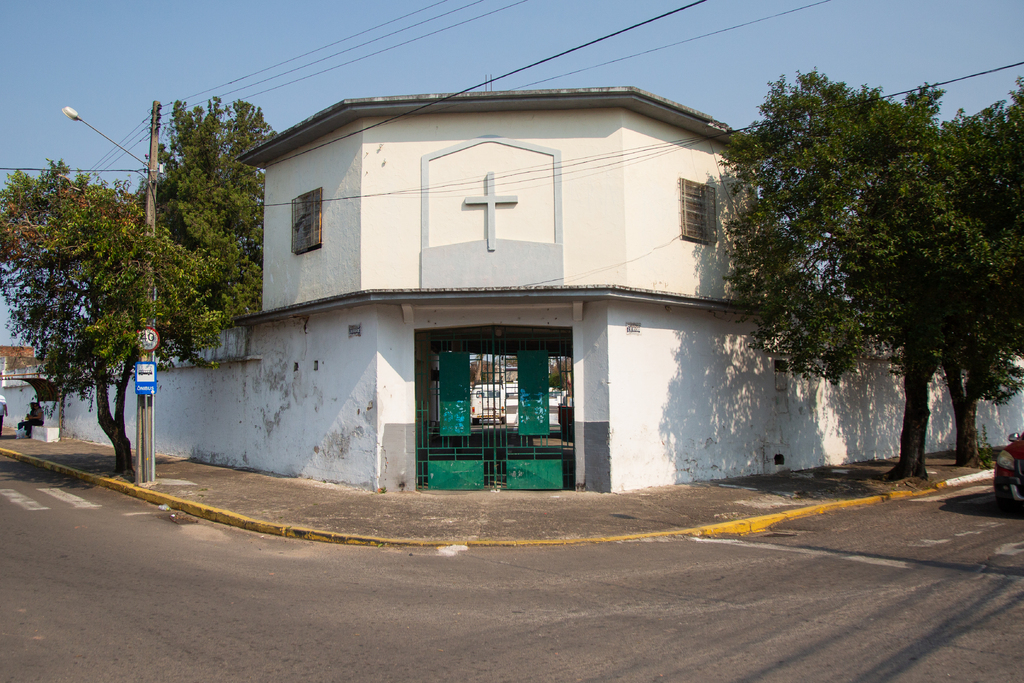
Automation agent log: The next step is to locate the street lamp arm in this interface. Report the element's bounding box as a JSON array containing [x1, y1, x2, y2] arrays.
[[62, 107, 148, 168]]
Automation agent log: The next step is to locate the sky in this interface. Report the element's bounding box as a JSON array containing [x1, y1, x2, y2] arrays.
[[1, 0, 1022, 345]]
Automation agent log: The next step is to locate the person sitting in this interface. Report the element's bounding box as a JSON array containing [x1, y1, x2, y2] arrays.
[[18, 402, 44, 438]]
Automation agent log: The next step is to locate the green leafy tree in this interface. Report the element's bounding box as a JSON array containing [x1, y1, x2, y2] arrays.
[[939, 81, 1024, 466], [0, 162, 226, 473], [158, 98, 274, 318], [724, 71, 955, 480]]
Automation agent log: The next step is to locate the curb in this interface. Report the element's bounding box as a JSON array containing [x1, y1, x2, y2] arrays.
[[0, 447, 989, 549]]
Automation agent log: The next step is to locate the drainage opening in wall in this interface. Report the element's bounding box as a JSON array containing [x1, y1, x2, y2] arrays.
[[774, 454, 785, 466]]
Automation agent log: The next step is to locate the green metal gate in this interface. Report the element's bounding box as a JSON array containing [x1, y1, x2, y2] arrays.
[[415, 326, 574, 490]]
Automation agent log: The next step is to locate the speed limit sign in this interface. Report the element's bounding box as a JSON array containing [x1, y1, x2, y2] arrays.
[[139, 326, 161, 352]]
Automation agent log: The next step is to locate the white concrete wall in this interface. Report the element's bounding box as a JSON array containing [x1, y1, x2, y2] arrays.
[[35, 300, 1024, 493], [358, 108, 630, 291], [60, 311, 383, 489], [260, 106, 737, 306], [262, 122, 362, 310], [620, 112, 732, 299], [603, 300, 1023, 491]]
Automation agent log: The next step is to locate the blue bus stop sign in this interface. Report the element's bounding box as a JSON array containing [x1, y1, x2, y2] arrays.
[[135, 361, 157, 395]]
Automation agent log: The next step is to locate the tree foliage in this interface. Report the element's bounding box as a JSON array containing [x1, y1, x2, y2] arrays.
[[0, 162, 226, 472], [158, 98, 274, 318], [938, 81, 1024, 466], [724, 71, 964, 480]]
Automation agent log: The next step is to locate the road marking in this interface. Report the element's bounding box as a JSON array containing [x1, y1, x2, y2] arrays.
[[438, 545, 469, 557], [910, 485, 991, 503], [994, 541, 1024, 557], [0, 489, 49, 510], [911, 539, 951, 547], [692, 537, 910, 569], [38, 488, 100, 509]]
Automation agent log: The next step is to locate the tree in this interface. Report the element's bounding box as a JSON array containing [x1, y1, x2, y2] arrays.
[[0, 162, 226, 473], [938, 81, 1024, 466], [724, 71, 955, 480], [158, 98, 274, 318]]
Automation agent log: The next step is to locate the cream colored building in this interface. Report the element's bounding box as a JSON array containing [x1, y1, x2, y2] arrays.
[[57, 88, 1019, 491]]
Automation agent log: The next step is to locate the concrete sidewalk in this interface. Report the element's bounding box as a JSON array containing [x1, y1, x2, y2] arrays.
[[0, 432, 995, 546]]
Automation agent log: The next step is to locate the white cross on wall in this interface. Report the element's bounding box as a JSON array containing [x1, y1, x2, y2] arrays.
[[464, 171, 518, 252]]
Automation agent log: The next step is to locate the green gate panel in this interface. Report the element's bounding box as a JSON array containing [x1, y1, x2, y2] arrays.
[[517, 350, 549, 435], [428, 460, 484, 489], [439, 352, 471, 436], [506, 460, 563, 490]]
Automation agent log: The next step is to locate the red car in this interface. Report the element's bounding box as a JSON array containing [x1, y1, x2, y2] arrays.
[[995, 436, 1024, 513]]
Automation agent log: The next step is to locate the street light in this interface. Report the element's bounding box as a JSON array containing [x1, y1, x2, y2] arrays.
[[63, 103, 161, 485], [62, 107, 148, 167]]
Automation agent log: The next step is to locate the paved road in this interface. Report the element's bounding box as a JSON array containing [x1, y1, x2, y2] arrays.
[[2, 458, 1022, 682]]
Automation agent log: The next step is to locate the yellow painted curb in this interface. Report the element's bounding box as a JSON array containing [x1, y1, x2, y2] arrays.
[[1, 447, 959, 549]]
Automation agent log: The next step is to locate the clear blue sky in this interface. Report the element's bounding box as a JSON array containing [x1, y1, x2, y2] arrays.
[[1, 0, 1021, 345]]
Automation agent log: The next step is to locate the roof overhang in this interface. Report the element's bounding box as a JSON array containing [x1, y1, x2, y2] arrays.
[[235, 286, 741, 327], [239, 87, 732, 168]]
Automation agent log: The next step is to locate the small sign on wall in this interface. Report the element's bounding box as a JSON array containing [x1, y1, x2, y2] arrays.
[[349, 324, 361, 338], [625, 322, 642, 335]]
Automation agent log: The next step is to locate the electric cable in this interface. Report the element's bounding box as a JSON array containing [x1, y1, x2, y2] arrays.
[[261, 0, 712, 167], [511, 0, 833, 91], [231, 0, 531, 101], [91, 115, 149, 170], [213, 0, 492, 102], [182, 0, 461, 102]]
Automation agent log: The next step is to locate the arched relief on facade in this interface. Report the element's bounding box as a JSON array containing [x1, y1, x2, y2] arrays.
[[420, 137, 564, 288]]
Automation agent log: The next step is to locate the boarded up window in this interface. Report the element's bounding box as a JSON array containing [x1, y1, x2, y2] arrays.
[[439, 352, 471, 436], [679, 179, 716, 243], [517, 350, 549, 436], [292, 188, 323, 254]]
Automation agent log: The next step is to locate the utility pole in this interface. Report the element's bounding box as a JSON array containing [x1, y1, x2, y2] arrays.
[[136, 100, 160, 485]]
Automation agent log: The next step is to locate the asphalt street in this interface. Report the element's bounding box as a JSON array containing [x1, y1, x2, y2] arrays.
[[2, 456, 1022, 682]]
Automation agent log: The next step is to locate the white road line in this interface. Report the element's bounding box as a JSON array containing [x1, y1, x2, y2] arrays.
[[37, 488, 100, 509], [692, 537, 910, 569], [994, 541, 1024, 557], [910, 485, 991, 503], [0, 489, 49, 511]]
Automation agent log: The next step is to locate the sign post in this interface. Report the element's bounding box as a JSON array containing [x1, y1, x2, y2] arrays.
[[136, 326, 160, 484]]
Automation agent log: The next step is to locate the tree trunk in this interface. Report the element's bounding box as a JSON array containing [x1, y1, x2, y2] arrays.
[[886, 365, 934, 480], [943, 361, 980, 467], [95, 363, 135, 474]]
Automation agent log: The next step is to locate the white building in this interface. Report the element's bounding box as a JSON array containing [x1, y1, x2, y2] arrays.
[[57, 88, 1021, 491]]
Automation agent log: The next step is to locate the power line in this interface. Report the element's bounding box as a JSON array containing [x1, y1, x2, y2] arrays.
[[182, 0, 462, 102], [0, 167, 141, 174], [232, 0, 532, 101], [264, 0, 712, 167], [512, 0, 833, 91], [211, 0, 492, 102], [246, 57, 1023, 232], [91, 116, 150, 171]]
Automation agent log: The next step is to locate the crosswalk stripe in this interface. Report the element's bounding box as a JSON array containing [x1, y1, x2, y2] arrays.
[[38, 488, 100, 509], [0, 488, 50, 511]]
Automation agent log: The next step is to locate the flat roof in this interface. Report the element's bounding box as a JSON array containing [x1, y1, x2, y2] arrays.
[[239, 87, 732, 167]]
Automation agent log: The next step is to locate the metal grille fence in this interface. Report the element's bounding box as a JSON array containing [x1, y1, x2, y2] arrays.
[[415, 325, 574, 490]]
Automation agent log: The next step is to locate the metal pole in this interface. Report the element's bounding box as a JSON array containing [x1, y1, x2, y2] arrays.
[[136, 101, 160, 485]]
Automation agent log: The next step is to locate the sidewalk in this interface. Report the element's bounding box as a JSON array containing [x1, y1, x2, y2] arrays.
[[0, 433, 995, 546]]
